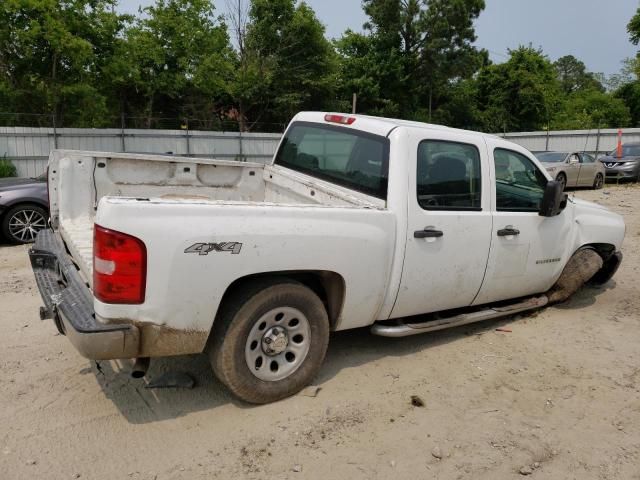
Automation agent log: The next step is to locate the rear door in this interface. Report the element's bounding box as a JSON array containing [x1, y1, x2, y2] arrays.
[[390, 131, 492, 318]]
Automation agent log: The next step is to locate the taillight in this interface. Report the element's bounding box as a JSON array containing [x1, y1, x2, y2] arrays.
[[93, 225, 147, 304], [324, 114, 356, 125]]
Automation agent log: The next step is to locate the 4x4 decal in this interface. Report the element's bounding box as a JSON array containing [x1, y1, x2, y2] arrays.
[[185, 242, 243, 255]]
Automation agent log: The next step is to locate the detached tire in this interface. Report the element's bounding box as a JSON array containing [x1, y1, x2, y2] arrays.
[[209, 279, 329, 404]]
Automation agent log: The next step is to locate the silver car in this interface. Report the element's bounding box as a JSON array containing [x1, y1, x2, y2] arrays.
[[534, 151, 605, 190]]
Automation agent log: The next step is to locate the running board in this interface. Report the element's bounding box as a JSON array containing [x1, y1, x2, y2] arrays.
[[370, 295, 549, 338]]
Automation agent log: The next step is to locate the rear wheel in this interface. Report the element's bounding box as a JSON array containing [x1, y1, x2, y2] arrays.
[[208, 279, 329, 404], [593, 173, 604, 190], [556, 173, 567, 190], [1, 204, 48, 244]]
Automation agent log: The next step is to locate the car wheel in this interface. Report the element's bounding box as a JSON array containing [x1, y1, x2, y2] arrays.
[[593, 173, 604, 190], [208, 278, 330, 404], [556, 173, 567, 190], [1, 204, 48, 244]]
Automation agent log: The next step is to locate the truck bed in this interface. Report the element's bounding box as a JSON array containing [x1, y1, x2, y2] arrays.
[[48, 150, 386, 284]]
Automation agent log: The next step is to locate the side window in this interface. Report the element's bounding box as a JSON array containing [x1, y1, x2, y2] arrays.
[[417, 140, 482, 211], [581, 153, 595, 163], [494, 148, 547, 212]]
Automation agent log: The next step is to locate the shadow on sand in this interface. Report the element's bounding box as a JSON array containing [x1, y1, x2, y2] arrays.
[[92, 281, 614, 424]]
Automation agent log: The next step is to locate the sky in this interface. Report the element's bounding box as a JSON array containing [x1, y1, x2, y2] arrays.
[[118, 0, 639, 76]]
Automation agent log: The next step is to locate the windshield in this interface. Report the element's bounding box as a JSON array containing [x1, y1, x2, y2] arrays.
[[274, 122, 389, 199], [608, 145, 640, 157], [534, 152, 567, 163]]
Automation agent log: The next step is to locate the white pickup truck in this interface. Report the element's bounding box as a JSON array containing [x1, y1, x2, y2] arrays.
[[30, 112, 624, 403]]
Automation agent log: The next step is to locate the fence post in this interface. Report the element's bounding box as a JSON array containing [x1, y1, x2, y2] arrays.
[[239, 129, 244, 161], [545, 125, 550, 151], [185, 120, 190, 156], [120, 111, 126, 152], [52, 113, 58, 149], [594, 126, 601, 158]]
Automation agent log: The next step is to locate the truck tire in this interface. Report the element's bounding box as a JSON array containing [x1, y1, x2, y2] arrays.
[[208, 278, 330, 404]]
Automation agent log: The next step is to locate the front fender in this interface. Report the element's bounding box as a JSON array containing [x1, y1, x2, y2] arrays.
[[570, 198, 625, 252]]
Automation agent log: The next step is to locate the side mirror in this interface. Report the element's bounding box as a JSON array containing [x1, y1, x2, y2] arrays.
[[539, 180, 567, 217], [569, 156, 579, 164]]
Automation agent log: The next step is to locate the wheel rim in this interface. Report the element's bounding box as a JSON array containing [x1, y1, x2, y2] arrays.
[[8, 209, 46, 243], [595, 174, 603, 188], [245, 306, 311, 382]]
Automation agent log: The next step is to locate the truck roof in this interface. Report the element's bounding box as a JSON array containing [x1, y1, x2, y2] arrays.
[[294, 111, 502, 141]]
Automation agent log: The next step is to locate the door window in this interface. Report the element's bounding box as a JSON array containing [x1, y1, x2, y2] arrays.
[[494, 148, 547, 212], [580, 153, 595, 163], [417, 140, 482, 211]]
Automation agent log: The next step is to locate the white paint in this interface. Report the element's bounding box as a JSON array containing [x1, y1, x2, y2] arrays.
[[47, 112, 626, 354]]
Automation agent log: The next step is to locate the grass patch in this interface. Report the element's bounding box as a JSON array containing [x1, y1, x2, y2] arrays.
[[0, 155, 17, 178]]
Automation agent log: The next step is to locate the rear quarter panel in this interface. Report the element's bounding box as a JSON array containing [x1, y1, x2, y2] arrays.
[[94, 198, 396, 353]]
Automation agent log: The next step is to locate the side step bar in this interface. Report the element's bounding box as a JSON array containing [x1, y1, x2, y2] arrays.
[[371, 295, 549, 338]]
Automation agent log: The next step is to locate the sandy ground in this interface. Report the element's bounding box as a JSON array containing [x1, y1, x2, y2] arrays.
[[1, 185, 639, 480]]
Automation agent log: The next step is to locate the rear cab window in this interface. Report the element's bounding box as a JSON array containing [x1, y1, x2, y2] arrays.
[[274, 122, 390, 199]]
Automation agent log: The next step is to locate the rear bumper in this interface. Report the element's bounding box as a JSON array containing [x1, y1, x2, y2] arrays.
[[29, 229, 139, 360]]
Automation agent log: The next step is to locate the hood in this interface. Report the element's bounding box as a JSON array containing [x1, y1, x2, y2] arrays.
[[568, 196, 610, 212], [599, 155, 640, 163]]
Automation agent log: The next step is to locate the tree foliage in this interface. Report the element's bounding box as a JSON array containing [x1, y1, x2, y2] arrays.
[[0, 0, 637, 132]]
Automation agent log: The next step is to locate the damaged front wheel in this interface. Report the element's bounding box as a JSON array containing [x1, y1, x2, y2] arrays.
[[546, 248, 604, 303]]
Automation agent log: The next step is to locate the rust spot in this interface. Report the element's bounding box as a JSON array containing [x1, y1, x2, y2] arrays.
[[137, 324, 209, 357], [98, 317, 208, 357]]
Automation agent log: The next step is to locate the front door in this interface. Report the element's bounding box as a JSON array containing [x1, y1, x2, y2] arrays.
[[473, 143, 573, 305], [578, 153, 598, 186], [565, 153, 581, 187], [391, 133, 493, 319]]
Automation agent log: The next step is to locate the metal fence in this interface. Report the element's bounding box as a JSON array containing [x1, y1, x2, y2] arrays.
[[1, 126, 283, 177], [499, 127, 640, 156], [3, 124, 639, 178]]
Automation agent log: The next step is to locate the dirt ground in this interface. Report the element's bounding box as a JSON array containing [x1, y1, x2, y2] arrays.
[[1, 185, 639, 480]]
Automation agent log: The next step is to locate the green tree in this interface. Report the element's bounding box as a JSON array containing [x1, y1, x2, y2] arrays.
[[628, 6, 640, 45], [241, 0, 338, 129], [551, 89, 630, 130], [554, 55, 603, 94], [475, 46, 560, 132], [116, 0, 235, 127], [337, 0, 486, 120], [0, 0, 127, 126]]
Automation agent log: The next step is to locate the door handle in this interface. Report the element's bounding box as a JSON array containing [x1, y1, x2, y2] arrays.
[[414, 228, 444, 239], [497, 226, 520, 237]]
